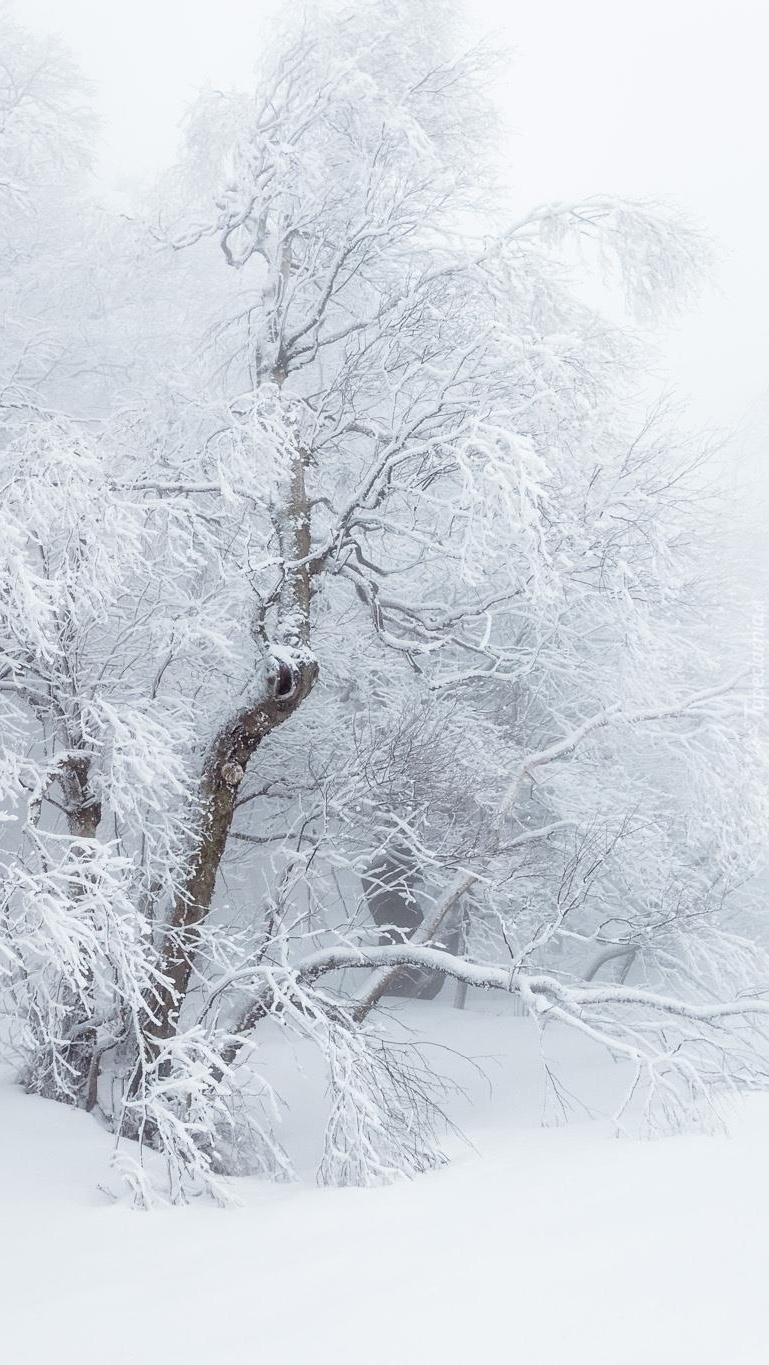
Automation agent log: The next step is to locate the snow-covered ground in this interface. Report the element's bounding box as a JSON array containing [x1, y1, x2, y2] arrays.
[[3, 1000, 768, 1364]]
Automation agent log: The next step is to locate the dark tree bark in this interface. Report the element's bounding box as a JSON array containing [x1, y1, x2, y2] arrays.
[[362, 844, 461, 1000], [152, 656, 319, 1044], [145, 419, 319, 1053]]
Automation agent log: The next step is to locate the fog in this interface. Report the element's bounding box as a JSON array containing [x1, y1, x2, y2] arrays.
[[18, 0, 769, 445]]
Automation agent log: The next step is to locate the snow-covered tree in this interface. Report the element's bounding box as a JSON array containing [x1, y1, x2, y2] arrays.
[[1, 1, 768, 1202]]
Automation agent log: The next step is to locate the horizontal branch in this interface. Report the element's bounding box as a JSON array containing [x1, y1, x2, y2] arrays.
[[294, 943, 769, 1028]]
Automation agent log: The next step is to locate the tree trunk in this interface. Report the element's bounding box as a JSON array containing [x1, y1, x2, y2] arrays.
[[151, 658, 318, 1045], [33, 756, 103, 1105], [148, 411, 318, 1049]]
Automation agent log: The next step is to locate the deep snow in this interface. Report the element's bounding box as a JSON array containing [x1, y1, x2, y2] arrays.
[[2, 1000, 767, 1364]]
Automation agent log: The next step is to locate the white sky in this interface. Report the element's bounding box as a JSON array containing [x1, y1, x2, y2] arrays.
[[15, 0, 769, 449]]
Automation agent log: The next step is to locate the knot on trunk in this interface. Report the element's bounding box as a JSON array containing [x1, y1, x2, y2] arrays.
[[220, 760, 245, 788], [274, 660, 294, 698], [267, 652, 319, 706]]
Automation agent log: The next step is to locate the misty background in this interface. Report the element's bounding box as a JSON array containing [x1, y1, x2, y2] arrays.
[[17, 0, 769, 450]]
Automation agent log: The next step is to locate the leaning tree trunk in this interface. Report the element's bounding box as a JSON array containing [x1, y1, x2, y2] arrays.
[[146, 412, 319, 1054], [150, 658, 318, 1046]]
